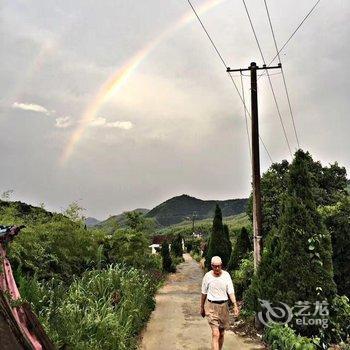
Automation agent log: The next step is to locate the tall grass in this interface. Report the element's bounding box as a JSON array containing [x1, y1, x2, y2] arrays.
[[19, 264, 160, 350]]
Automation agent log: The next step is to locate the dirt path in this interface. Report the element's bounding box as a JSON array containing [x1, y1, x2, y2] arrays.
[[140, 254, 265, 350]]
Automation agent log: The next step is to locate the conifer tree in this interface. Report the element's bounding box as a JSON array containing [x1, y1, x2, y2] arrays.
[[161, 241, 175, 272], [171, 233, 183, 257], [205, 204, 232, 269], [245, 150, 336, 336], [227, 227, 252, 272]]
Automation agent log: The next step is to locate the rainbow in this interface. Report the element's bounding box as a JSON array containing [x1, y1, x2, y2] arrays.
[[59, 0, 226, 164]]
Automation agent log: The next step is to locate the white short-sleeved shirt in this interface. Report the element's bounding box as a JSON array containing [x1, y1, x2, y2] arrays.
[[201, 270, 234, 301]]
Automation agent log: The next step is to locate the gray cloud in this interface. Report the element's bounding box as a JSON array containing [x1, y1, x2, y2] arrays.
[[0, 0, 349, 219]]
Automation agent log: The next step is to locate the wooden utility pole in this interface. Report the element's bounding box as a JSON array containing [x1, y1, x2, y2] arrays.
[[227, 62, 281, 272]]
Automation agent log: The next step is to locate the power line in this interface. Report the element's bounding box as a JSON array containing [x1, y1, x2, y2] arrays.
[[263, 0, 300, 150], [228, 72, 274, 163], [186, 0, 227, 67], [259, 0, 322, 79], [241, 0, 293, 157], [186, 0, 274, 163]]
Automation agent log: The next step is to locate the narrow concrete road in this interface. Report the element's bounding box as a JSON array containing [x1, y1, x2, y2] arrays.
[[140, 254, 265, 350]]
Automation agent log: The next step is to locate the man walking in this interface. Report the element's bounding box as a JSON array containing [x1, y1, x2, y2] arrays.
[[201, 256, 239, 350]]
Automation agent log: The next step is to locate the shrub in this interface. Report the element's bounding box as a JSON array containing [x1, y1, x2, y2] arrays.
[[320, 197, 350, 298], [326, 295, 350, 344], [263, 324, 319, 350], [231, 253, 254, 300]]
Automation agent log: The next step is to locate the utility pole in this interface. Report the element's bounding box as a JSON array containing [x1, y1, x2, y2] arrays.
[[227, 62, 281, 272]]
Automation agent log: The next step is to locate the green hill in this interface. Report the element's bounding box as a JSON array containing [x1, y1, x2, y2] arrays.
[[0, 199, 61, 225], [145, 194, 248, 226], [156, 212, 251, 238]]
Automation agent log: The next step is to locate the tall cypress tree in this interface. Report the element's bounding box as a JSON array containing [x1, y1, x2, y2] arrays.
[[171, 233, 183, 257], [205, 204, 232, 269], [161, 240, 175, 272], [227, 226, 252, 272]]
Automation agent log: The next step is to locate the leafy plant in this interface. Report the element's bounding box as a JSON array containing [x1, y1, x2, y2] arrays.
[[264, 324, 319, 350]]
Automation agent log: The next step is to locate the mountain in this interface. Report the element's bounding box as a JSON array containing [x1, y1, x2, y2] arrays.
[[145, 194, 248, 227], [85, 217, 100, 227]]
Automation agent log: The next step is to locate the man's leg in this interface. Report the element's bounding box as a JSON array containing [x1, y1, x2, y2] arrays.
[[211, 326, 220, 350], [218, 328, 225, 350]]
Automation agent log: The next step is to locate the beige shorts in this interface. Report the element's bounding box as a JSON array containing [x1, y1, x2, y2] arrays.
[[205, 301, 230, 330]]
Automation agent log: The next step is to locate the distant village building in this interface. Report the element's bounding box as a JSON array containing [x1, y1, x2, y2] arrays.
[[149, 235, 185, 255], [149, 235, 171, 254]]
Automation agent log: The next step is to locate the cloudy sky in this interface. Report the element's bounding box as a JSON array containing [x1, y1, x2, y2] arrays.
[[0, 0, 349, 219]]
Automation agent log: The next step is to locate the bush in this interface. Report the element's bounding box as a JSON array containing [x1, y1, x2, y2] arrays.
[[326, 295, 350, 344], [231, 253, 254, 300], [263, 324, 319, 350], [8, 220, 103, 281], [320, 197, 350, 299]]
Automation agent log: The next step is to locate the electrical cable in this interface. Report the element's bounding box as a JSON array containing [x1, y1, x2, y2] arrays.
[[186, 0, 274, 163], [263, 0, 300, 149], [241, 0, 292, 157], [259, 0, 322, 79]]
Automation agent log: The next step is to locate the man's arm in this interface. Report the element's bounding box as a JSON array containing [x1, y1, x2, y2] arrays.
[[228, 292, 239, 317], [200, 293, 207, 317]]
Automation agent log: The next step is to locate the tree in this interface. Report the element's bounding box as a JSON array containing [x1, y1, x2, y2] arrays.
[[1, 189, 14, 201], [246, 151, 348, 240], [171, 233, 183, 257], [227, 227, 252, 272], [124, 210, 156, 233], [320, 196, 350, 298], [63, 201, 85, 224], [245, 150, 336, 336], [161, 241, 175, 273], [205, 204, 232, 269]]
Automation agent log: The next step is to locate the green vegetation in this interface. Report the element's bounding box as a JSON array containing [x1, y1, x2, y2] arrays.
[[171, 233, 183, 257], [0, 201, 165, 349], [227, 226, 252, 272], [156, 212, 250, 238], [232, 150, 349, 349], [246, 151, 337, 336], [320, 196, 350, 298], [18, 266, 159, 350], [160, 240, 175, 273], [205, 204, 232, 269], [264, 324, 319, 350], [96, 209, 154, 234]]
